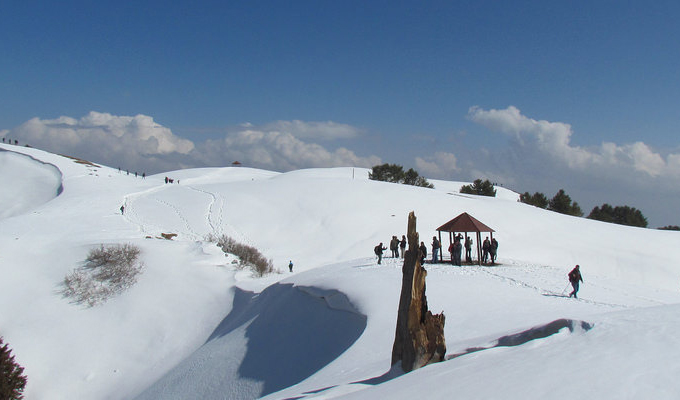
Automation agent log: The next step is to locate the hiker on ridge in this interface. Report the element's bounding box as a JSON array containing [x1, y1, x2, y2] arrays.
[[568, 265, 584, 299]]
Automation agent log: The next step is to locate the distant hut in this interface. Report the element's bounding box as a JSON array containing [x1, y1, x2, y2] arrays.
[[436, 212, 495, 265], [232, 161, 242, 167]]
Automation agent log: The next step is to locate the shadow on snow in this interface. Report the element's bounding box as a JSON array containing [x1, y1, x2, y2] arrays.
[[210, 283, 367, 398]]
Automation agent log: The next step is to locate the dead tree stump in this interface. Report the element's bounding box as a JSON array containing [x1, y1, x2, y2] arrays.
[[391, 211, 446, 372]]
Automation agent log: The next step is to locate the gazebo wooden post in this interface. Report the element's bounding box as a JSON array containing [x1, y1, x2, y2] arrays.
[[448, 231, 453, 263], [437, 231, 442, 263], [476, 231, 482, 266]]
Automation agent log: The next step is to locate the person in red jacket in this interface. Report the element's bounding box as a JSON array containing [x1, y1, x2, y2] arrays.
[[568, 265, 584, 298]]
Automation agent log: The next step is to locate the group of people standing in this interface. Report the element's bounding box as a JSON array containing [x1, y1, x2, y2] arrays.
[[375, 233, 499, 266], [482, 237, 499, 263], [374, 235, 407, 265]]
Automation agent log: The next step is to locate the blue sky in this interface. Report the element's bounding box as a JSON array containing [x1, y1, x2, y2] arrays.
[[2, 1, 680, 226]]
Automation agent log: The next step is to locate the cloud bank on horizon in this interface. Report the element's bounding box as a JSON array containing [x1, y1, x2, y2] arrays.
[[1, 112, 381, 174], [2, 107, 679, 225]]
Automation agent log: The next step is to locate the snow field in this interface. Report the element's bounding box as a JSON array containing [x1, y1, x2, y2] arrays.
[[2, 143, 680, 399]]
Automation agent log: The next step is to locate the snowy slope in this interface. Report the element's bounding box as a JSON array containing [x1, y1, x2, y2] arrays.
[[1, 143, 680, 400]]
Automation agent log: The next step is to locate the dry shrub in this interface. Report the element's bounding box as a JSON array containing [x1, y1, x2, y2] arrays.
[[206, 234, 274, 277], [62, 243, 144, 307]]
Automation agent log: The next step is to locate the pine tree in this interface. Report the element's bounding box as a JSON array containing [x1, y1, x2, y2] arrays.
[[460, 179, 496, 197], [588, 204, 648, 228], [548, 189, 583, 217], [369, 164, 434, 188], [0, 337, 27, 400], [519, 192, 548, 209]]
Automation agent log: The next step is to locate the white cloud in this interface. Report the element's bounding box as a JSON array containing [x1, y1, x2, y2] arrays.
[[259, 120, 362, 140], [201, 128, 380, 171], [7, 112, 195, 173], [415, 152, 459, 178], [467, 106, 680, 178], [5, 113, 379, 174], [17, 112, 194, 155], [463, 105, 680, 227]]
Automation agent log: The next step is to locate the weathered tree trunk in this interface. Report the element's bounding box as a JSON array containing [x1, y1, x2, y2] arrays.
[[391, 211, 446, 372]]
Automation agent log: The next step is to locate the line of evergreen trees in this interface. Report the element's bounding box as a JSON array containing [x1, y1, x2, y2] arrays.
[[520, 189, 649, 228], [520, 189, 583, 217], [369, 164, 662, 229], [460, 179, 497, 197], [369, 163, 434, 188]]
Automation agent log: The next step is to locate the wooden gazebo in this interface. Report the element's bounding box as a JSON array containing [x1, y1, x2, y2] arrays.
[[436, 212, 495, 265]]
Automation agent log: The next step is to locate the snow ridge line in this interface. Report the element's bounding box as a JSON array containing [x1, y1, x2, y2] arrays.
[[0, 147, 64, 196], [296, 286, 364, 316]]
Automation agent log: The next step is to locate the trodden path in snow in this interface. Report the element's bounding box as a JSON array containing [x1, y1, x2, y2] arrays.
[[368, 256, 680, 309], [122, 183, 232, 241]]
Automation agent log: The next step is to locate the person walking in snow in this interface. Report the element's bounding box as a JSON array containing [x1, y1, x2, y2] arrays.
[[568, 265, 584, 298], [289, 260, 294, 272], [120, 205, 125, 215], [431, 236, 440, 263], [399, 235, 407, 259], [374, 243, 387, 265]]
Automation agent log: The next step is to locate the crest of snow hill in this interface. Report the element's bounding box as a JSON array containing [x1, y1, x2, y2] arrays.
[[392, 212, 446, 372]]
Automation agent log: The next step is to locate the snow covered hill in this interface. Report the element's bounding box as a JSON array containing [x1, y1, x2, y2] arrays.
[[1, 143, 680, 399]]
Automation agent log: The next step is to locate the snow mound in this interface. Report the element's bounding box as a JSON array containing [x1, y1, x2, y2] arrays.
[[0, 149, 62, 219]]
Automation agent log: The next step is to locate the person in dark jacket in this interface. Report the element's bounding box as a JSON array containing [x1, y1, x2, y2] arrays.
[[419, 242, 427, 265], [482, 237, 491, 263], [490, 238, 499, 263], [431, 236, 440, 263], [390, 236, 399, 258], [399, 235, 407, 259], [374, 243, 387, 264], [568, 265, 584, 298], [464, 236, 473, 263], [453, 239, 463, 266]]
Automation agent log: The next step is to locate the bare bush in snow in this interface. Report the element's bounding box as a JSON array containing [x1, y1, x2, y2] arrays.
[[206, 234, 274, 277], [62, 243, 144, 307]]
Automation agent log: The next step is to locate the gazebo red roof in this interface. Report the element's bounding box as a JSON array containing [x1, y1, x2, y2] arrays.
[[436, 212, 494, 233]]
